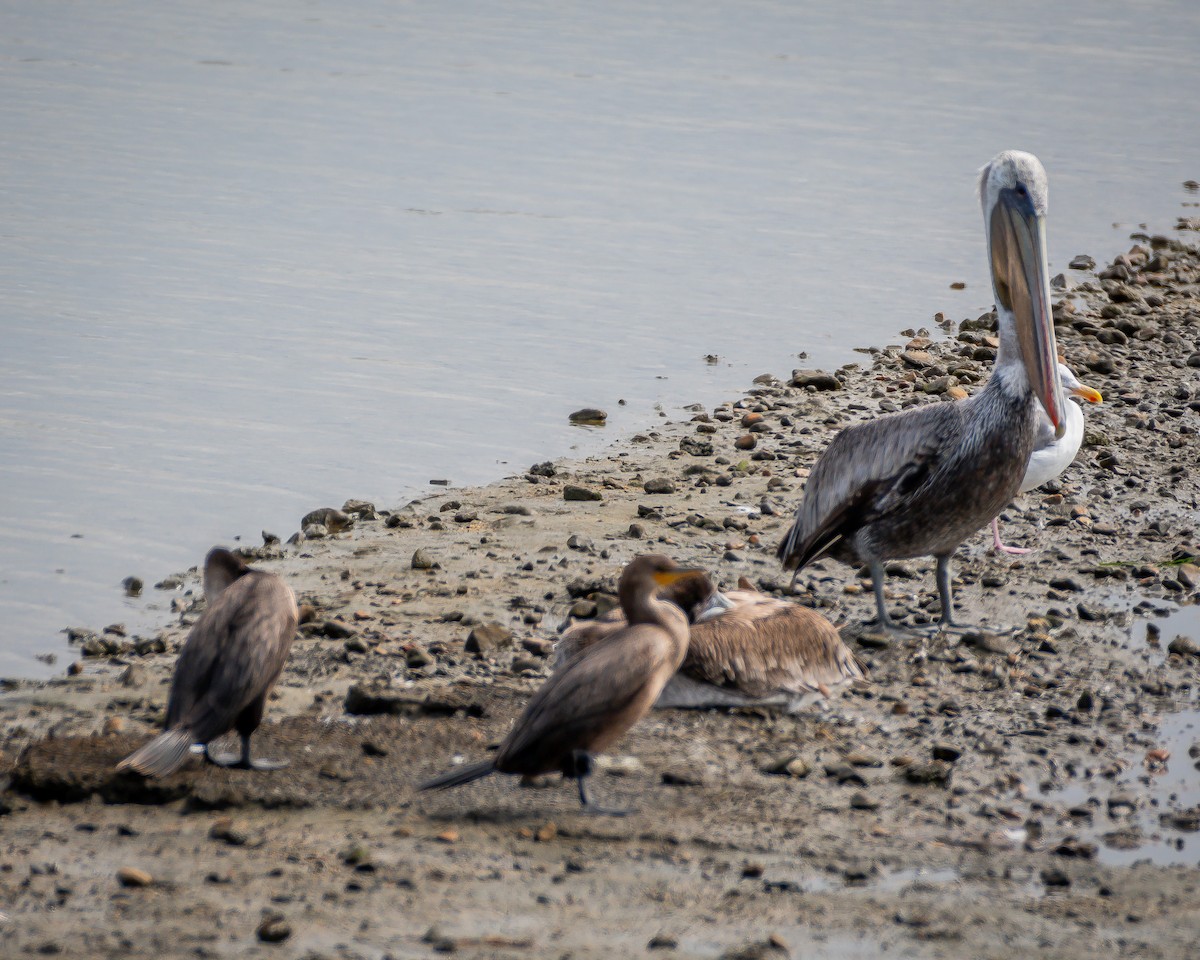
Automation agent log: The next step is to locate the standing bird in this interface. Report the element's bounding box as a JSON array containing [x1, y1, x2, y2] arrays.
[[556, 574, 865, 713], [991, 362, 1103, 554], [778, 151, 1065, 633], [420, 554, 701, 813], [117, 548, 298, 777]]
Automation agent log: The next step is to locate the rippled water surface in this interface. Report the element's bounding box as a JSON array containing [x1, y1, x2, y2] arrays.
[[2, 1, 1198, 675]]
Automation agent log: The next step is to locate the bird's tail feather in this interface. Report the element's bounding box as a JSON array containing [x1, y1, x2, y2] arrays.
[[419, 760, 495, 792], [116, 729, 195, 778]]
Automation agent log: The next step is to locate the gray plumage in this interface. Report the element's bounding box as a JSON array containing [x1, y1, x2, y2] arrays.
[[778, 367, 1038, 572], [778, 151, 1064, 630], [117, 548, 298, 777]]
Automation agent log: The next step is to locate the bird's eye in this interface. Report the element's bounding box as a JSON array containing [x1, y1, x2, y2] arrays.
[[1015, 183, 1028, 197]]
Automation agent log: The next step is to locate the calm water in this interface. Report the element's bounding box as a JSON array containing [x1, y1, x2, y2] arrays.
[[1, 1, 1198, 676]]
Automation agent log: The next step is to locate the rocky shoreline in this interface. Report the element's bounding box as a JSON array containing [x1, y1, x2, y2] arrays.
[[2, 229, 1199, 959]]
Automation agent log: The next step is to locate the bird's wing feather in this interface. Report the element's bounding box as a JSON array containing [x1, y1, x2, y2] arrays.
[[175, 574, 297, 741], [778, 403, 959, 569], [685, 609, 865, 697], [498, 626, 674, 773]]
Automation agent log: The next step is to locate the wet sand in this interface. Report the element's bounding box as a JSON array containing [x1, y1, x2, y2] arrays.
[[2, 231, 1199, 958]]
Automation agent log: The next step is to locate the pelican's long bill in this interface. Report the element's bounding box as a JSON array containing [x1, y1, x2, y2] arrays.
[[989, 187, 1065, 437]]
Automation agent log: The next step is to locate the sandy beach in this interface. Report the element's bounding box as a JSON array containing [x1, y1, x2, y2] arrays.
[[2, 228, 1199, 959]]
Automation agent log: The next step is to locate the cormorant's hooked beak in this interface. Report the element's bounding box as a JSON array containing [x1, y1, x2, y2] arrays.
[[653, 568, 706, 588], [990, 189, 1065, 437]]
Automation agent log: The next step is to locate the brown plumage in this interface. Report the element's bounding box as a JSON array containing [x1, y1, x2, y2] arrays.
[[557, 574, 865, 712], [420, 554, 701, 812], [116, 548, 298, 777]]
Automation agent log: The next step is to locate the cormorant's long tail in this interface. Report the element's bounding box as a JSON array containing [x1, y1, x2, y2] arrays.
[[116, 729, 194, 778], [419, 760, 495, 792]]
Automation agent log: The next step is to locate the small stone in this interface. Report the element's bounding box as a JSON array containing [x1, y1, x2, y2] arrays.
[[1069, 255, 1095, 271], [256, 914, 292, 943], [406, 645, 434, 669], [465, 622, 514, 655], [1040, 867, 1071, 888], [563, 485, 602, 502], [453, 510, 478, 523], [119, 665, 144, 688], [849, 792, 879, 811], [535, 822, 557, 842], [301, 507, 353, 532], [789, 370, 841, 391], [342, 499, 378, 520], [734, 434, 757, 450], [1168, 635, 1200, 658], [644, 478, 676, 494], [436, 828, 459, 844], [903, 761, 952, 787], [411, 549, 437, 570], [102, 717, 124, 735], [116, 867, 153, 888], [209, 819, 248, 846], [522, 637, 553, 658], [568, 408, 607, 425], [679, 437, 714, 457], [931, 744, 962, 763], [661, 769, 705, 787], [763, 756, 811, 778], [121, 576, 143, 597]]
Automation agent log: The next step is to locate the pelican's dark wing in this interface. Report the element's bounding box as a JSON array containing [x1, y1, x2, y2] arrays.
[[777, 402, 962, 571]]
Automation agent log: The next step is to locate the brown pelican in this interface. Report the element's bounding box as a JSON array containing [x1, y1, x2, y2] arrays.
[[420, 554, 701, 813], [991, 362, 1102, 553], [117, 548, 298, 777], [778, 151, 1064, 633], [556, 574, 865, 712]]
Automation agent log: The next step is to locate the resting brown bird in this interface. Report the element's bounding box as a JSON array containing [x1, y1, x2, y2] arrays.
[[419, 554, 701, 813], [556, 574, 865, 713], [117, 548, 298, 777]]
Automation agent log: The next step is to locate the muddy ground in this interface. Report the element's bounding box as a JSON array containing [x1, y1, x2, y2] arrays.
[[2, 229, 1200, 959]]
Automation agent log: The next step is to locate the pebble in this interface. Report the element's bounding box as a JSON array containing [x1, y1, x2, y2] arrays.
[[465, 622, 514, 655], [1167, 635, 1199, 658], [411, 549, 437, 570], [563, 485, 603, 501], [903, 761, 952, 787], [568, 408, 607, 425], [256, 914, 292, 944], [116, 867, 153, 888], [789, 370, 841, 391], [209, 819, 248, 846], [301, 507, 353, 532], [763, 756, 811, 779], [734, 434, 757, 450], [121, 576, 143, 597], [644, 478, 676, 494]]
